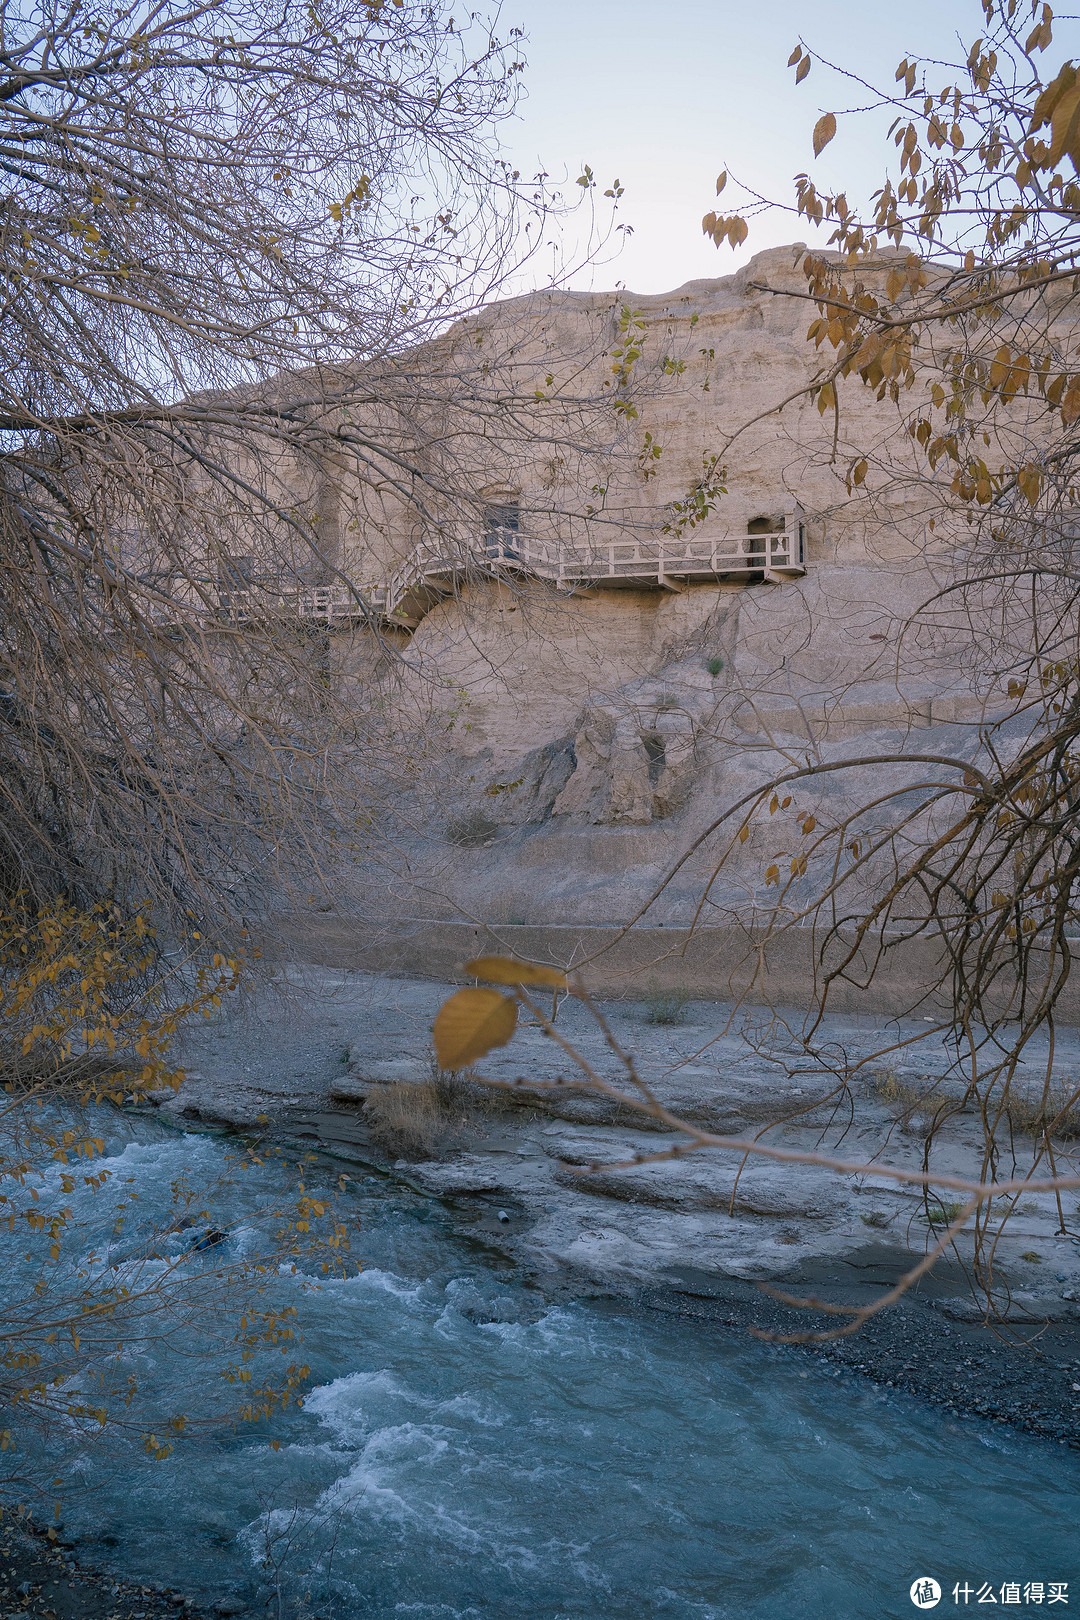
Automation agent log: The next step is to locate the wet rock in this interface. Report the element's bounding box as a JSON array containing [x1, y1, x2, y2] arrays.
[[411, 1157, 520, 1195], [160, 1094, 267, 1130], [933, 1292, 1075, 1323], [547, 1135, 836, 1218], [327, 1074, 369, 1102], [168, 967, 1080, 1312]]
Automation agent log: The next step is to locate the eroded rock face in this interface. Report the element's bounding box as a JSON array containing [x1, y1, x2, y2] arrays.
[[554, 709, 649, 824], [501, 737, 577, 824], [551, 689, 702, 825], [548, 1139, 836, 1219], [284, 245, 1061, 961]]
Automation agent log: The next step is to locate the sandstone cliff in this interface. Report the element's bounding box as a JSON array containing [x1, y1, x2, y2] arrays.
[[264, 246, 1059, 1008]]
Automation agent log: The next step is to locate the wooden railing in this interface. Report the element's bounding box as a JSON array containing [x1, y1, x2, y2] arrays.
[[264, 508, 806, 629]]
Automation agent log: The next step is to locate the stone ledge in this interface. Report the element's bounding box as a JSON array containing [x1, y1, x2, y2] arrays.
[[736, 695, 1001, 738], [269, 917, 984, 1016]]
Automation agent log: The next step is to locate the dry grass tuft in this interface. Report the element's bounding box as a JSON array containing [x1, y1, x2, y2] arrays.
[[363, 1074, 469, 1159], [1001, 1084, 1080, 1140], [873, 1066, 1080, 1139], [874, 1068, 933, 1113], [642, 990, 691, 1026]]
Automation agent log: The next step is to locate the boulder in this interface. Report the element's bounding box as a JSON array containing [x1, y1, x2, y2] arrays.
[[339, 1052, 432, 1099]]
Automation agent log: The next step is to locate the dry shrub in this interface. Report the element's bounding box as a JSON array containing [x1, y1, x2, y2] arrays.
[[1003, 1085, 1080, 1141], [363, 1077, 468, 1160], [873, 1069, 944, 1128], [445, 811, 500, 848], [875, 1067, 1080, 1139], [642, 990, 691, 1026]]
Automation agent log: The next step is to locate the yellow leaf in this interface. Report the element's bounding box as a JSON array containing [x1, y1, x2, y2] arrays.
[[1018, 465, 1042, 506], [795, 54, 811, 83], [715, 170, 727, 195], [765, 864, 780, 886], [433, 988, 517, 1069], [988, 344, 1012, 388], [813, 113, 836, 157], [464, 955, 567, 988], [738, 824, 750, 843], [1049, 82, 1080, 169], [801, 816, 816, 834], [852, 458, 868, 486], [790, 855, 808, 876]]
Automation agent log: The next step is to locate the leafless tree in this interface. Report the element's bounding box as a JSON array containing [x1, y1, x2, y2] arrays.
[[0, 0, 637, 954], [421, 3, 1080, 1340], [0, 0, 646, 1500], [635, 0, 1080, 1326]]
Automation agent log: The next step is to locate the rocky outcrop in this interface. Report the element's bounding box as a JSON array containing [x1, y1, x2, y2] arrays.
[[168, 967, 1080, 1321], [553, 709, 650, 823], [552, 684, 702, 825], [487, 736, 577, 825], [276, 248, 1049, 1010]]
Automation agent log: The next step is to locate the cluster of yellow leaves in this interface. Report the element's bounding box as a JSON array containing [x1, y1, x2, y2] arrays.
[[328, 176, 371, 223], [638, 429, 663, 483], [788, 45, 812, 84], [701, 173, 747, 250], [1039, 655, 1080, 691], [701, 211, 748, 251], [700, 22, 1080, 523], [0, 897, 251, 1296], [775, 10, 1069, 267], [661, 453, 727, 537], [757, 796, 817, 888], [0, 898, 246, 1102]]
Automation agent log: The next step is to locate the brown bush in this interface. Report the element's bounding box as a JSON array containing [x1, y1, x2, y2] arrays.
[[363, 1078, 469, 1160]]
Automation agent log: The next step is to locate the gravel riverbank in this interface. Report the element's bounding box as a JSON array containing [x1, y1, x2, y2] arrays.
[[0, 1522, 223, 1620]]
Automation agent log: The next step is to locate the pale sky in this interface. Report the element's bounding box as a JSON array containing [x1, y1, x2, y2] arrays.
[[496, 0, 1043, 296]]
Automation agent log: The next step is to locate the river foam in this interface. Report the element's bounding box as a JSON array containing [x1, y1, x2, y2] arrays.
[[5, 1117, 1076, 1618]]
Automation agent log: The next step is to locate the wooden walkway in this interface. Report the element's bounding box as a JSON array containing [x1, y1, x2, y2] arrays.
[[297, 508, 806, 631]]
